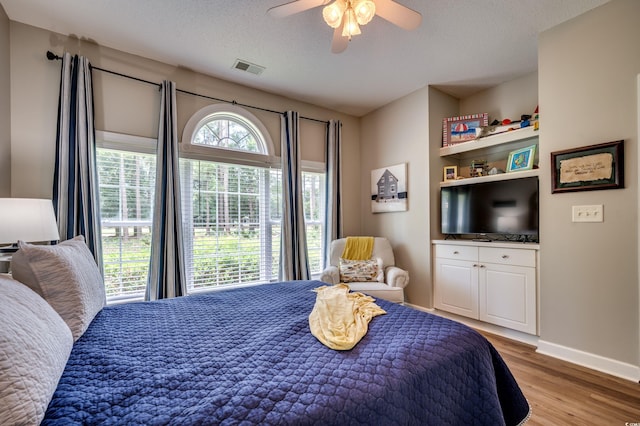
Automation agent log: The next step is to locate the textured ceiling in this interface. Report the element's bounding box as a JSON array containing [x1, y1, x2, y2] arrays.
[[1, 0, 609, 116]]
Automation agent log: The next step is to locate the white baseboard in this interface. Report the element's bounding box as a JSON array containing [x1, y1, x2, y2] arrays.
[[405, 304, 539, 346], [537, 339, 640, 383], [405, 303, 640, 383]]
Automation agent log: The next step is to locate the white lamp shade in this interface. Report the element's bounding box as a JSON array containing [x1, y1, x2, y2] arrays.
[[354, 0, 375, 25], [0, 198, 60, 245], [323, 1, 345, 28]]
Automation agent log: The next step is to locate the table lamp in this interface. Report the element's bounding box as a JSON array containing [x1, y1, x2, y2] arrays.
[[0, 198, 60, 251]]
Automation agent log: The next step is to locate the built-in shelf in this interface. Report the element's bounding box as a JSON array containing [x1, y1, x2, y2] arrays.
[[439, 126, 538, 157], [440, 169, 539, 187]]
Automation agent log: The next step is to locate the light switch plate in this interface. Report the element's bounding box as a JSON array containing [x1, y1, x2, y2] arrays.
[[572, 205, 603, 222]]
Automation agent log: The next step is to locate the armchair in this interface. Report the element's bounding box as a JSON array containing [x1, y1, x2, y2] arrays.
[[320, 237, 409, 303]]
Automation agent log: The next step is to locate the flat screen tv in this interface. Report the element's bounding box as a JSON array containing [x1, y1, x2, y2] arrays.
[[440, 177, 539, 240]]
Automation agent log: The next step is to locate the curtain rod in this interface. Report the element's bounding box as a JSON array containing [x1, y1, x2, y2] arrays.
[[46, 51, 328, 124]]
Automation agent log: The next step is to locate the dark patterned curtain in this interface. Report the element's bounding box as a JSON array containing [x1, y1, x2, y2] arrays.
[[53, 52, 103, 270], [323, 119, 342, 268], [279, 111, 310, 281], [146, 80, 187, 300]]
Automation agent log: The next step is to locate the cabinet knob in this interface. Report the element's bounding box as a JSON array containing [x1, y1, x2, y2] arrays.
[[453, 251, 459, 255], [502, 255, 509, 259]]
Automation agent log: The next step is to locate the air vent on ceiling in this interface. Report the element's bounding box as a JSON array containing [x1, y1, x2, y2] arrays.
[[233, 59, 265, 75]]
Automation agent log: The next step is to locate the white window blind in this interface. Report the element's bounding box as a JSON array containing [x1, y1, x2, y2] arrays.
[[96, 147, 155, 301], [302, 171, 325, 274], [180, 158, 281, 291]]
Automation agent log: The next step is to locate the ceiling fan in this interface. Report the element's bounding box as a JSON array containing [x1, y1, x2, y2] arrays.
[[267, 0, 422, 53]]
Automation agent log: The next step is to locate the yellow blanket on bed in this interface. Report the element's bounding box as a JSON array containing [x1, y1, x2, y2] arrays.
[[341, 236, 374, 260], [309, 284, 386, 351]]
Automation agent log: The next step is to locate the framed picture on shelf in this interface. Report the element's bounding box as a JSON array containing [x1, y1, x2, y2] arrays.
[[550, 140, 624, 193], [442, 113, 488, 147], [443, 165, 457, 181], [506, 144, 537, 172]]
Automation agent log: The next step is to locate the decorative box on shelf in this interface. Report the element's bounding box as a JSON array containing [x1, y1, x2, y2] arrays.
[[442, 113, 488, 147]]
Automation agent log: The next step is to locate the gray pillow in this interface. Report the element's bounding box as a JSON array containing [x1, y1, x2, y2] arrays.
[[0, 274, 73, 425], [11, 235, 106, 341]]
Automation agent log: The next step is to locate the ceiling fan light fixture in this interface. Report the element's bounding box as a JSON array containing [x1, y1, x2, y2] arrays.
[[341, 6, 361, 38], [322, 1, 345, 29], [268, 0, 423, 54], [354, 0, 375, 25]]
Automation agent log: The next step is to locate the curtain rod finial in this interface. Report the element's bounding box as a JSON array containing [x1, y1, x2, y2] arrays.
[[46, 51, 60, 61]]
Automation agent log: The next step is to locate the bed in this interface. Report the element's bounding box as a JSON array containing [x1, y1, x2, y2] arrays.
[[1, 239, 529, 425], [42, 279, 529, 425]]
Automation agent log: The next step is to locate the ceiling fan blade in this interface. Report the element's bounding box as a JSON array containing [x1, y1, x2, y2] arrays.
[[374, 0, 422, 30], [267, 0, 331, 18], [331, 23, 348, 53]]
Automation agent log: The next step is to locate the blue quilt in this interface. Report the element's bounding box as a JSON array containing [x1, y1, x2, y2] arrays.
[[43, 280, 530, 425]]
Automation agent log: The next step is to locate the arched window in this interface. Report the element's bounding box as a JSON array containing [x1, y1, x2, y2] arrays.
[[180, 105, 278, 291], [95, 104, 325, 302], [180, 104, 324, 293], [193, 114, 262, 153], [181, 104, 275, 161]]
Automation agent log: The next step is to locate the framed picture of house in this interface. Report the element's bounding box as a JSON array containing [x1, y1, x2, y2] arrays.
[[371, 163, 408, 213]]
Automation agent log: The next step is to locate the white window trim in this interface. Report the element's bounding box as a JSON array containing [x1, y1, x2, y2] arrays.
[[180, 103, 277, 166], [301, 160, 324, 174], [96, 131, 324, 173], [181, 144, 279, 168], [96, 130, 157, 153]]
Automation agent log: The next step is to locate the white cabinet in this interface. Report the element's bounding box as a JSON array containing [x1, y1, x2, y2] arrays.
[[433, 241, 538, 335], [433, 244, 479, 318], [479, 246, 536, 334]]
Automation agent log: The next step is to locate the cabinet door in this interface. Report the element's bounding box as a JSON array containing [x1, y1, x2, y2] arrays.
[[479, 263, 536, 334], [434, 258, 479, 319]]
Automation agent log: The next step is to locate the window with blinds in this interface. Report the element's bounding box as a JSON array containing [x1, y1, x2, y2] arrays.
[[302, 171, 325, 274], [180, 159, 281, 290], [96, 106, 326, 302], [96, 147, 155, 301]]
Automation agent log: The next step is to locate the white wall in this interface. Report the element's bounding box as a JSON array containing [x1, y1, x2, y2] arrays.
[[0, 4, 9, 197], [8, 22, 363, 237], [538, 0, 639, 368], [461, 73, 538, 122], [360, 87, 431, 307]]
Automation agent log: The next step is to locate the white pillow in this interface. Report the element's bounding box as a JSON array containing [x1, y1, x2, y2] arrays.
[[11, 235, 106, 341], [0, 274, 73, 425], [339, 257, 384, 283]]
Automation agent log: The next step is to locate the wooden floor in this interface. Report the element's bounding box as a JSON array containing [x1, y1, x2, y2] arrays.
[[481, 331, 640, 425]]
